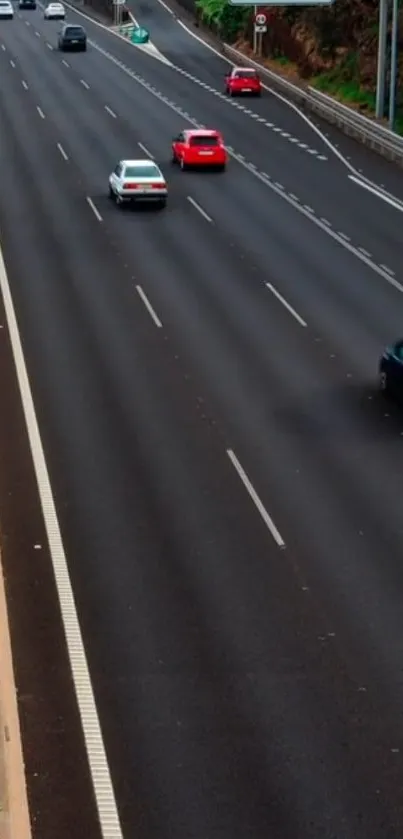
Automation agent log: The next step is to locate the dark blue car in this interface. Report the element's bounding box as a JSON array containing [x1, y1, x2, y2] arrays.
[[379, 339, 403, 397]]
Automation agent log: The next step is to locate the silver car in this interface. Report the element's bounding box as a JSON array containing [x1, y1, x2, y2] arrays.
[[108, 159, 167, 208], [0, 1, 14, 18], [44, 2, 65, 18]]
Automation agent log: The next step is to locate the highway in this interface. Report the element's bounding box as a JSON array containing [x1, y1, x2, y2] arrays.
[[1, 3, 403, 838]]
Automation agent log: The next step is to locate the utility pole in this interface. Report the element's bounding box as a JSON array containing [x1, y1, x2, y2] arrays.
[[389, 0, 399, 128], [376, 0, 389, 118]]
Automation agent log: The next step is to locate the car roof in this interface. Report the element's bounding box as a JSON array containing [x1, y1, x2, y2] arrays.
[[185, 129, 220, 136], [232, 66, 257, 72], [120, 159, 159, 166]]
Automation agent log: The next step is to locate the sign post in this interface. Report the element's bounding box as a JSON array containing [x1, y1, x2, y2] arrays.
[[113, 0, 125, 28], [253, 10, 267, 56]]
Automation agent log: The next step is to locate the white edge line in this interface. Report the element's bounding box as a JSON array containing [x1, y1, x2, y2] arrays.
[[266, 283, 307, 327], [348, 175, 403, 212], [136, 285, 163, 327], [138, 141, 154, 158], [227, 449, 285, 548], [88, 40, 403, 294], [86, 196, 102, 222], [0, 244, 124, 837], [187, 196, 213, 223], [57, 142, 68, 161], [154, 0, 175, 14]]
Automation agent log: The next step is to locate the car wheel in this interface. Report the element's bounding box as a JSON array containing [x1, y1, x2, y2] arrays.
[[171, 153, 177, 164], [158, 198, 167, 209], [217, 164, 226, 172], [180, 157, 187, 171], [115, 192, 123, 207], [108, 185, 114, 199]]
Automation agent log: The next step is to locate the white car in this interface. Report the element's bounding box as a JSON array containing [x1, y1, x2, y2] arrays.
[[0, 1, 14, 18], [44, 2, 65, 18], [108, 159, 167, 208]]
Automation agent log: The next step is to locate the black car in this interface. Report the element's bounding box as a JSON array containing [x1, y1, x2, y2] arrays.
[[58, 24, 87, 51], [379, 338, 403, 397], [19, 0, 37, 8]]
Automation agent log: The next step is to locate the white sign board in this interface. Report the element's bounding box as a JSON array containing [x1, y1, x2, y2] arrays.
[[254, 24, 267, 32], [113, 0, 125, 5]]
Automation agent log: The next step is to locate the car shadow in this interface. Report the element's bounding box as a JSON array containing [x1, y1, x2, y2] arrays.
[[272, 381, 403, 445]]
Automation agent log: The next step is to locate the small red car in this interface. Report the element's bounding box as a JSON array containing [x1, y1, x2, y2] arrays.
[[172, 129, 227, 171], [225, 67, 262, 97]]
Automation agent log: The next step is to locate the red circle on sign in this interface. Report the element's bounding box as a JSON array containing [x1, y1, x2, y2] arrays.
[[253, 10, 267, 24]]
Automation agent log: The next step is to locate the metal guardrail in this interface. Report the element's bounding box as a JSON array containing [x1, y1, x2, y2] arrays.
[[223, 42, 403, 168]]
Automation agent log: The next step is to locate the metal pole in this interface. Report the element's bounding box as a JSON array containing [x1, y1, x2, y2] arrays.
[[389, 0, 399, 128], [253, 4, 257, 54], [376, 0, 389, 117]]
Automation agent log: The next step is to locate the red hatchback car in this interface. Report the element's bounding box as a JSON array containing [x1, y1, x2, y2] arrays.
[[172, 129, 227, 171], [225, 67, 262, 97]]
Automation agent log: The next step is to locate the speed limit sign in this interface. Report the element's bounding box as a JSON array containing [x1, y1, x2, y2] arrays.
[[254, 11, 267, 24]]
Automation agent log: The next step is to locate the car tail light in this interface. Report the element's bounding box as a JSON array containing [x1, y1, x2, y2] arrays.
[[123, 182, 138, 190], [151, 183, 166, 189]]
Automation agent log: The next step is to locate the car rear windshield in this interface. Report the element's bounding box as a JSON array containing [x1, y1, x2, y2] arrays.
[[66, 27, 84, 34], [234, 70, 258, 78], [189, 135, 218, 146], [124, 165, 160, 178]]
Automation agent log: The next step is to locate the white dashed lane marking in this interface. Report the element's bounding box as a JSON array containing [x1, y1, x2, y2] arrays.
[[173, 66, 327, 161]]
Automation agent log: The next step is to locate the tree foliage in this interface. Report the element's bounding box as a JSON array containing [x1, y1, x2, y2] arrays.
[[195, 0, 249, 41]]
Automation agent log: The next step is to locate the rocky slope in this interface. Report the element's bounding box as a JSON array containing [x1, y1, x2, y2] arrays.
[[192, 0, 403, 127]]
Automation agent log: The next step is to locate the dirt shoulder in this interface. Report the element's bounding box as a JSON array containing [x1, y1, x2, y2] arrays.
[[0, 557, 32, 839]]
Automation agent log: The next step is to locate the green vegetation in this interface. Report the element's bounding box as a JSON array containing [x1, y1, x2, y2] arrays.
[[195, 0, 249, 41]]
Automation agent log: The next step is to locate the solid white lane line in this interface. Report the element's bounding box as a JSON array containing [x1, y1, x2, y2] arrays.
[[0, 245, 124, 839], [62, 58, 70, 67], [80, 78, 90, 89], [138, 141, 153, 158], [22, 80, 28, 90], [104, 104, 117, 118], [266, 283, 307, 327], [36, 106, 45, 119], [227, 449, 285, 548], [57, 142, 68, 161], [349, 174, 403, 213], [10, 59, 15, 68], [187, 196, 213, 223], [136, 285, 162, 327], [86, 196, 102, 222]]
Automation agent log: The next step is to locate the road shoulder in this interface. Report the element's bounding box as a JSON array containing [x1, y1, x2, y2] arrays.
[[0, 553, 31, 839]]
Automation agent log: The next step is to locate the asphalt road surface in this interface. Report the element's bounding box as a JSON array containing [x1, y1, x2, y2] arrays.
[[1, 3, 403, 838]]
